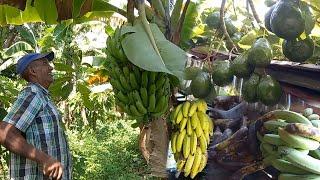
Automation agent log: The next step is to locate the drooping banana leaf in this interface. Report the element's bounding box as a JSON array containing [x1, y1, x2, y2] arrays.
[[1, 41, 33, 59], [0, 0, 123, 25], [179, 1, 201, 50], [120, 20, 187, 79], [16, 25, 37, 48]]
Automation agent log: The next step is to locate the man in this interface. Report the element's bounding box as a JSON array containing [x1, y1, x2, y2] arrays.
[[0, 52, 72, 180]]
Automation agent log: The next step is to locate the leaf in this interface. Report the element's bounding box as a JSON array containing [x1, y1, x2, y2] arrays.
[[180, 2, 201, 50], [77, 83, 93, 110], [53, 21, 72, 41], [121, 21, 187, 79], [16, 26, 37, 48], [300, 1, 316, 35], [2, 41, 33, 58], [54, 63, 76, 72], [60, 82, 74, 100]]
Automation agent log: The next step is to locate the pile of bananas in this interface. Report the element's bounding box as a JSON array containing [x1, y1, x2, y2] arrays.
[[170, 100, 214, 178], [105, 27, 170, 123], [258, 109, 320, 180]]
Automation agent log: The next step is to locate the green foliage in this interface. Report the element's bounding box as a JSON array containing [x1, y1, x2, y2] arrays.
[[66, 118, 153, 179]]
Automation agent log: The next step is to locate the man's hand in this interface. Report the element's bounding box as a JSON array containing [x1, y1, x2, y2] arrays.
[[43, 157, 63, 180]]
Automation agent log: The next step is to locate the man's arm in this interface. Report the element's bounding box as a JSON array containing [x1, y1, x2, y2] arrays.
[[0, 121, 63, 180]]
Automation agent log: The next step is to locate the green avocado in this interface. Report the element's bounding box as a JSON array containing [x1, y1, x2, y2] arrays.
[[184, 66, 203, 80], [282, 38, 314, 62], [264, 4, 276, 32], [206, 12, 237, 36], [230, 51, 254, 78], [211, 60, 233, 87], [242, 73, 260, 103], [257, 75, 282, 106], [190, 72, 212, 98], [248, 38, 273, 67], [270, 0, 305, 40]]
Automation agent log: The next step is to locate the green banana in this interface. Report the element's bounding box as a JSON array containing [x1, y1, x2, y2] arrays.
[[135, 101, 147, 114], [148, 71, 157, 85], [133, 90, 143, 104], [308, 114, 320, 121], [272, 159, 310, 174], [130, 104, 143, 117], [263, 134, 285, 146], [141, 71, 149, 88], [278, 128, 320, 150], [132, 66, 141, 85], [173, 104, 183, 120], [116, 91, 129, 104], [262, 155, 277, 166], [154, 96, 166, 113], [148, 84, 156, 95], [311, 120, 320, 128], [129, 73, 139, 90], [279, 174, 320, 180], [155, 75, 166, 90], [171, 132, 178, 153], [257, 132, 265, 143], [266, 110, 312, 125], [110, 79, 126, 92], [262, 143, 278, 156], [285, 148, 320, 175], [140, 88, 149, 107], [285, 123, 320, 142], [122, 66, 130, 78], [119, 74, 132, 91], [309, 149, 320, 159], [263, 120, 288, 133], [148, 94, 156, 112]]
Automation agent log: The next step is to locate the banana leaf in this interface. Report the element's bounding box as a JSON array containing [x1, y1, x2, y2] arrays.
[[2, 41, 33, 59], [120, 20, 187, 79]]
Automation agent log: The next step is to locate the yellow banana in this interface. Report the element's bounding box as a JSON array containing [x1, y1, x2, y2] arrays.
[[199, 135, 207, 153], [176, 111, 184, 124], [191, 113, 200, 129], [190, 147, 202, 179], [198, 112, 210, 132], [176, 129, 186, 152], [186, 118, 193, 136], [208, 117, 214, 136], [190, 131, 197, 155], [195, 123, 204, 138], [198, 152, 208, 173], [182, 101, 191, 117], [204, 129, 210, 145], [198, 99, 207, 113], [180, 117, 188, 132], [183, 135, 191, 159], [173, 104, 183, 120], [188, 101, 198, 117], [176, 159, 186, 171], [184, 154, 195, 176], [171, 132, 178, 153]]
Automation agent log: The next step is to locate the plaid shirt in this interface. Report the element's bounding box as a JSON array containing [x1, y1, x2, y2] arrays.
[[3, 83, 72, 180]]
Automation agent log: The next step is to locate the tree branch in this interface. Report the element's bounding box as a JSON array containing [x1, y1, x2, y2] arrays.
[[127, 0, 135, 25], [170, 0, 190, 45], [247, 0, 261, 24], [220, 0, 238, 52]]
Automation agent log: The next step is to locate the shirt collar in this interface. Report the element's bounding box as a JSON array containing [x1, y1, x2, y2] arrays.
[[28, 82, 49, 95]]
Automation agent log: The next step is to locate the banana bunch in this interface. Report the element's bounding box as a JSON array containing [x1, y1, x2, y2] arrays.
[[105, 26, 170, 124], [258, 109, 320, 179], [170, 100, 214, 179]]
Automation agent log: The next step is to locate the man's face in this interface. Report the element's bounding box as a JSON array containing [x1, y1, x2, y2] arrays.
[[30, 58, 54, 89]]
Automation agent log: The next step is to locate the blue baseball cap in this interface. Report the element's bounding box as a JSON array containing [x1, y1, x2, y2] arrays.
[[16, 51, 54, 75]]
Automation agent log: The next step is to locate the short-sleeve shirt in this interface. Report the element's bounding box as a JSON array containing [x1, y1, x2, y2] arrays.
[[3, 83, 72, 180]]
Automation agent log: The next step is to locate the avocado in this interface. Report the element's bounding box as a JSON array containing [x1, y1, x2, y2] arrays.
[[270, 0, 305, 40], [204, 87, 217, 104], [206, 12, 237, 36], [242, 73, 260, 103], [282, 38, 314, 62], [248, 38, 273, 67], [257, 75, 282, 106], [211, 60, 233, 87], [264, 4, 276, 32], [184, 66, 203, 80], [230, 51, 254, 78], [190, 71, 212, 98]]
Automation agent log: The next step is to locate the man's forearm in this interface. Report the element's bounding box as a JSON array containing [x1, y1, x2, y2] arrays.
[[0, 122, 50, 166]]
